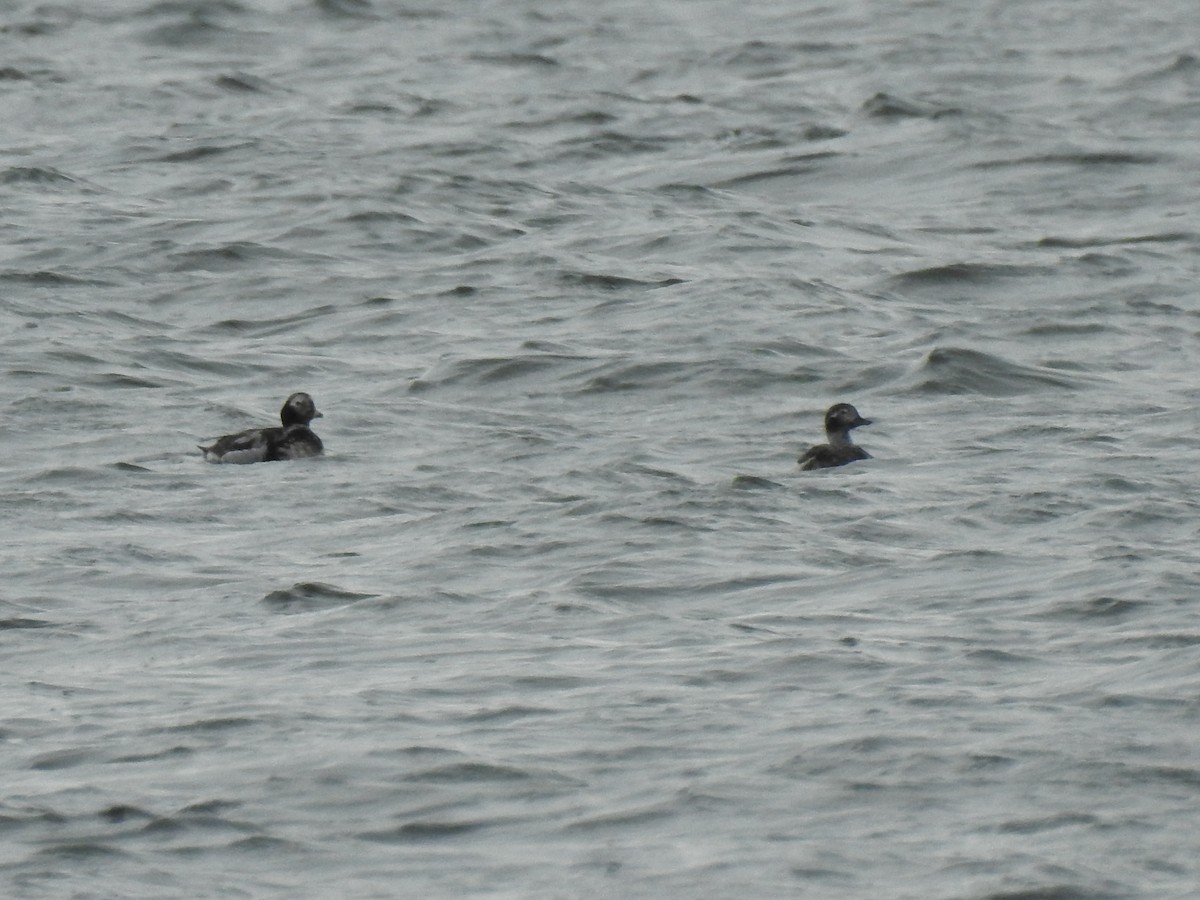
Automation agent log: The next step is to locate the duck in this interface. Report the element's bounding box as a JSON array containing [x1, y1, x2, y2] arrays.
[[798, 403, 871, 470], [200, 392, 324, 464]]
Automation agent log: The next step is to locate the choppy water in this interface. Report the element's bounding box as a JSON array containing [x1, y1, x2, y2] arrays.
[[3, 0, 1200, 896]]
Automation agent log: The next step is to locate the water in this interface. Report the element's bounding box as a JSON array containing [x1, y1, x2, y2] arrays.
[[3, 0, 1200, 896]]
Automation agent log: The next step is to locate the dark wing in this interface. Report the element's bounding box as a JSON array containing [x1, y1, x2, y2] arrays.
[[201, 427, 281, 464], [798, 445, 870, 471], [798, 444, 835, 471]]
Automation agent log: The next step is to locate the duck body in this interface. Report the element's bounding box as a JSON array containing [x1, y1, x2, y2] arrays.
[[201, 392, 324, 464], [798, 403, 871, 471]]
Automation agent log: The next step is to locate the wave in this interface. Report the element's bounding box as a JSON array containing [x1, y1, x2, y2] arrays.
[[907, 347, 1081, 396], [260, 581, 377, 613], [886, 261, 1043, 289]]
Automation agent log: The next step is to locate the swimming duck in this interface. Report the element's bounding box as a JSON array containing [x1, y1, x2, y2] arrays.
[[798, 403, 871, 470], [200, 392, 324, 464]]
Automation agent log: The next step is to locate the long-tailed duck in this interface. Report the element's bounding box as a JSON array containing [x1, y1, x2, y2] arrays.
[[798, 403, 871, 470], [200, 392, 324, 464]]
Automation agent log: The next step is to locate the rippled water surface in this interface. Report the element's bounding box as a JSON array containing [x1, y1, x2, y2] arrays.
[[4, 0, 1200, 897]]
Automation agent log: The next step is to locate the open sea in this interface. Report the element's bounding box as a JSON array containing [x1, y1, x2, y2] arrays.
[[3, 0, 1200, 897]]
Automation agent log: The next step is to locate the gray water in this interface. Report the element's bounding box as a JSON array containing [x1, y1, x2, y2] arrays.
[[3, 0, 1200, 897]]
